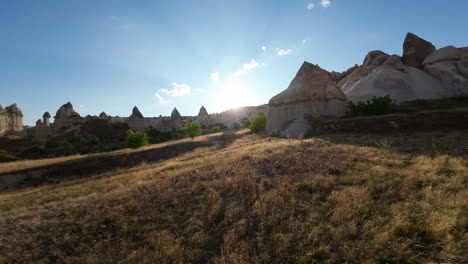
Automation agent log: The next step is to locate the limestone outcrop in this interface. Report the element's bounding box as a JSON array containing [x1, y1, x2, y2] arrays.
[[402, 32, 436, 68], [266, 62, 348, 137], [0, 104, 24, 135], [196, 106, 211, 127], [128, 107, 145, 132]]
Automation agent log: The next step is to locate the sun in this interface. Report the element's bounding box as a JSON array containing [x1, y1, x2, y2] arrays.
[[215, 80, 254, 112]]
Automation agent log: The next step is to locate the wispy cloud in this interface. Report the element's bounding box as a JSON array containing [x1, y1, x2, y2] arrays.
[[234, 59, 262, 76], [276, 48, 293, 56], [321, 0, 331, 8], [307, 3, 314, 9], [155, 93, 169, 104], [196, 88, 206, 93], [159, 82, 191, 97], [261, 46, 267, 52], [210, 72, 220, 81]]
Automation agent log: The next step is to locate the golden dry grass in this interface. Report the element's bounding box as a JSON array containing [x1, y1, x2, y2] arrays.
[[0, 130, 467, 264]]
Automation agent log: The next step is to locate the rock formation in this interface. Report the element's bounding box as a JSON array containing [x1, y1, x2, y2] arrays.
[[196, 106, 211, 127], [54, 102, 83, 133], [266, 62, 348, 137], [171, 108, 183, 131], [128, 107, 145, 132], [0, 104, 24, 135], [402, 32, 436, 68], [267, 32, 467, 137]]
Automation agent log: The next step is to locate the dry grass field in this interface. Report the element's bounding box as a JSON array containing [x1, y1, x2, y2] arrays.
[[0, 129, 467, 263]]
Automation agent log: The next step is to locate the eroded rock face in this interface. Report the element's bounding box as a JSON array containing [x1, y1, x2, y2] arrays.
[[0, 104, 24, 135], [267, 62, 347, 137], [196, 106, 211, 127], [128, 107, 145, 132], [99, 112, 108, 119], [171, 108, 183, 131], [402, 32, 436, 68], [55, 102, 80, 119], [363, 50, 390, 68], [344, 67, 452, 103], [423, 46, 468, 96], [130, 107, 143, 119]]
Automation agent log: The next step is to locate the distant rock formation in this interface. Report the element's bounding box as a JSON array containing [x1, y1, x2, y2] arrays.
[[267, 32, 468, 136], [0, 104, 24, 135], [267, 62, 347, 137]]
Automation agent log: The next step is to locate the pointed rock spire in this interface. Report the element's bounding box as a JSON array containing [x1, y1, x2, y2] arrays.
[[171, 107, 182, 120], [42, 112, 51, 119], [198, 106, 208, 117], [55, 102, 80, 119], [131, 106, 143, 119]]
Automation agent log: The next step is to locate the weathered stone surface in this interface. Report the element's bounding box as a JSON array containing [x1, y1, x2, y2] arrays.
[[130, 107, 143, 119], [5, 104, 24, 132], [423, 46, 463, 65], [338, 67, 372, 90], [198, 106, 208, 117], [402, 32, 436, 68], [457, 57, 468, 78], [363, 50, 390, 68], [171, 108, 183, 131], [331, 64, 359, 82], [196, 106, 211, 127], [382, 55, 405, 70], [344, 67, 452, 103], [269, 62, 346, 105], [42, 112, 51, 127], [267, 62, 347, 135], [55, 102, 80, 119], [424, 61, 468, 96]]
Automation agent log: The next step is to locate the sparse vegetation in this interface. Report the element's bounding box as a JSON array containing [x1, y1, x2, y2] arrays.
[[183, 122, 202, 139], [249, 113, 267, 133], [346, 95, 397, 117], [210, 126, 221, 133], [0, 130, 466, 263], [125, 130, 149, 149], [0, 149, 17, 162]]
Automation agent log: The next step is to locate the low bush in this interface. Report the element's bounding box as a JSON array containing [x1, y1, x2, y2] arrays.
[[183, 122, 202, 139], [0, 149, 17, 162], [346, 95, 397, 117], [125, 130, 149, 149], [249, 113, 267, 133], [210, 126, 221, 133]]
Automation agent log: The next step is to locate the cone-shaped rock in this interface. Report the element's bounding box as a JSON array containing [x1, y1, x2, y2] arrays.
[[99, 112, 108, 119], [42, 112, 51, 119], [198, 106, 209, 117], [171, 108, 182, 120], [130, 106, 143, 119], [402, 32, 436, 68]]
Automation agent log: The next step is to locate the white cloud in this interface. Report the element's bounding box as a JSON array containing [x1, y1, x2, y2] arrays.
[[196, 88, 206, 93], [276, 48, 293, 56], [210, 72, 220, 81], [307, 3, 314, 9], [321, 0, 331, 8], [261, 46, 267, 52], [234, 59, 262, 76], [155, 93, 169, 104], [159, 82, 191, 97]]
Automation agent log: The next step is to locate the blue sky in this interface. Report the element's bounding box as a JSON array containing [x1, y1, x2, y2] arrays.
[[1, 0, 467, 125]]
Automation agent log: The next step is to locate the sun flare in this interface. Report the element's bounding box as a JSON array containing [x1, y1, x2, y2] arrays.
[[215, 80, 254, 112]]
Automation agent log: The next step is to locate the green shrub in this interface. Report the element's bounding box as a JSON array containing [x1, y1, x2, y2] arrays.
[[210, 126, 221, 133], [233, 122, 242, 130], [125, 130, 149, 149], [346, 95, 397, 117], [183, 122, 202, 139], [249, 113, 267, 133], [0, 149, 17, 162], [241, 118, 251, 129]]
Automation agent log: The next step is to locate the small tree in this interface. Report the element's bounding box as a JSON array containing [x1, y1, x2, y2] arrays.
[[125, 130, 149, 149], [241, 118, 251, 129], [183, 122, 202, 140], [210, 126, 221, 133], [249, 113, 267, 133]]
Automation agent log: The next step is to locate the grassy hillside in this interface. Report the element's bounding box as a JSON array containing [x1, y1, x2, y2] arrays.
[[0, 130, 467, 263]]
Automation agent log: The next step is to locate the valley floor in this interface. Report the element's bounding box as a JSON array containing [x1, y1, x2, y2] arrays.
[[0, 129, 467, 263]]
